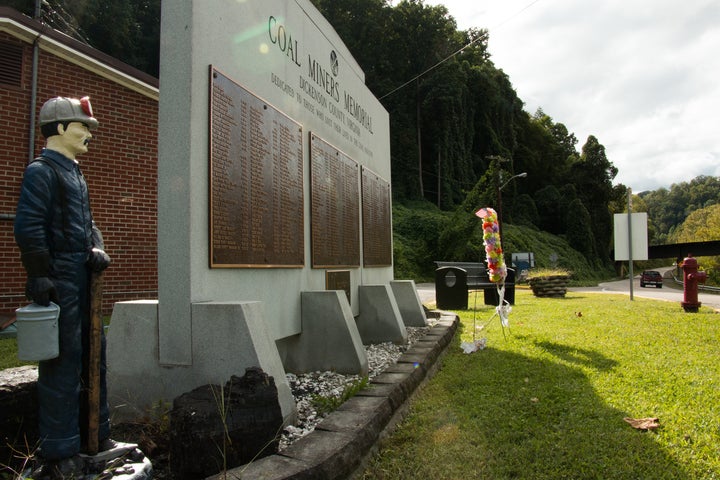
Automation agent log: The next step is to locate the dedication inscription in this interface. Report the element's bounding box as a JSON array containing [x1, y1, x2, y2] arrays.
[[209, 67, 304, 267], [310, 134, 360, 267], [361, 167, 392, 267]]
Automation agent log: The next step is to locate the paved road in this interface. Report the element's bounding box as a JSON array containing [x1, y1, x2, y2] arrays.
[[570, 276, 720, 311], [415, 283, 437, 304], [416, 271, 720, 311]]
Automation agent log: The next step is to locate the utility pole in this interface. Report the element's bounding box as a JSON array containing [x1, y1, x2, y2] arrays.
[[437, 150, 441, 208], [497, 168, 527, 240], [416, 80, 423, 199], [627, 188, 634, 301]]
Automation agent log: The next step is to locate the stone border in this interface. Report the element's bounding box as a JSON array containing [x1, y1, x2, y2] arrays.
[[209, 312, 458, 480]]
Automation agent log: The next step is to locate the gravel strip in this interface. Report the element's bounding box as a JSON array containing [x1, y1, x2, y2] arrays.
[[279, 326, 431, 449]]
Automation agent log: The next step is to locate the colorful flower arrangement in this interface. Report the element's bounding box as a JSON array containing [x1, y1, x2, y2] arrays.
[[475, 207, 506, 283]]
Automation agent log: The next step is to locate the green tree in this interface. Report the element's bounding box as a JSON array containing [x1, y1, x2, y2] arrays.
[[17, 0, 640, 271], [438, 160, 500, 261], [72, 0, 160, 76], [608, 184, 630, 215], [672, 203, 720, 243], [617, 192, 659, 244], [641, 187, 675, 243], [534, 185, 564, 234], [565, 198, 596, 259], [14, 0, 162, 76], [642, 175, 720, 243], [570, 136, 617, 262], [671, 203, 720, 285], [421, 61, 473, 208], [529, 110, 576, 186], [512, 193, 539, 227], [380, 0, 464, 202]]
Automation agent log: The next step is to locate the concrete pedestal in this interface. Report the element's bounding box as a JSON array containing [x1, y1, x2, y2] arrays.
[[355, 285, 407, 345], [280, 291, 368, 375], [106, 300, 296, 424], [389, 280, 427, 327]]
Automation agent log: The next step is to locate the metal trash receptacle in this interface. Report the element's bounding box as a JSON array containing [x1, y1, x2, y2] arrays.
[[435, 266, 468, 310]]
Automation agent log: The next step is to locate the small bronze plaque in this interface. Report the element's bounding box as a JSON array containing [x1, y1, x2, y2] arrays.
[[209, 67, 304, 267], [326, 270, 351, 304], [310, 134, 360, 267], [361, 167, 392, 267]]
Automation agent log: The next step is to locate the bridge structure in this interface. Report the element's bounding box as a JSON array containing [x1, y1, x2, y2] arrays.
[[648, 240, 720, 260]]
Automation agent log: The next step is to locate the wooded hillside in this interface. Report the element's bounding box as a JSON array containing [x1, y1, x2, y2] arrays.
[[8, 0, 718, 272]]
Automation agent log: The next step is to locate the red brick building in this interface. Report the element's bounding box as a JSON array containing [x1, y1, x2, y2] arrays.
[[0, 7, 159, 317]]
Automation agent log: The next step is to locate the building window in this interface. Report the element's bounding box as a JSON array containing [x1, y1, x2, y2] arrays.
[[0, 41, 24, 88]]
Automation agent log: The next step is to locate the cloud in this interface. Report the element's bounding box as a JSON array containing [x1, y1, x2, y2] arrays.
[[425, 0, 720, 191]]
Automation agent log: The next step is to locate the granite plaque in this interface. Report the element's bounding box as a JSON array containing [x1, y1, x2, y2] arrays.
[[361, 167, 392, 267], [310, 134, 360, 267], [326, 270, 351, 304], [209, 67, 304, 267]]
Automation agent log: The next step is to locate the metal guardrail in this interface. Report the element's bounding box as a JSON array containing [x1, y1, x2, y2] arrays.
[[669, 272, 720, 293]]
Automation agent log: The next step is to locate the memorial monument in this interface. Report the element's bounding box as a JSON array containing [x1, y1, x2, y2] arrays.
[[107, 0, 426, 423]]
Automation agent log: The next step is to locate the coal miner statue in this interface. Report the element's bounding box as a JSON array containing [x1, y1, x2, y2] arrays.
[[14, 97, 142, 479]]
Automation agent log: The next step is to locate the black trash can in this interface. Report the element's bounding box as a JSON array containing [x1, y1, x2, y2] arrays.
[[484, 268, 515, 306], [435, 266, 468, 310]]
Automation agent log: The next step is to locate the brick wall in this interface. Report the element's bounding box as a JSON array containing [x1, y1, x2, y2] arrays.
[[0, 32, 158, 316]]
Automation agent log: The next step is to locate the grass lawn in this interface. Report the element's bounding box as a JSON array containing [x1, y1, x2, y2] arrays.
[[0, 336, 27, 371], [361, 289, 720, 479]]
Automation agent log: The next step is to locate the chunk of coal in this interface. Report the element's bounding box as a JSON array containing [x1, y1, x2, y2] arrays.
[[169, 367, 283, 479]]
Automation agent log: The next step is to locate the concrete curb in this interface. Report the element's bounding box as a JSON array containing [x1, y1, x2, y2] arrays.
[[208, 312, 459, 480]]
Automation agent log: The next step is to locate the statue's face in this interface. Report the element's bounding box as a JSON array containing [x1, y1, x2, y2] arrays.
[[57, 121, 92, 158]]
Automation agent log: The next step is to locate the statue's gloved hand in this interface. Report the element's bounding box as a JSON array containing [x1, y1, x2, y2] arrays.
[[88, 247, 111, 272], [20, 250, 58, 306], [25, 276, 58, 307]]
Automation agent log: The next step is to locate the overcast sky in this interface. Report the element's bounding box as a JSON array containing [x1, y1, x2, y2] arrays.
[[423, 0, 719, 192]]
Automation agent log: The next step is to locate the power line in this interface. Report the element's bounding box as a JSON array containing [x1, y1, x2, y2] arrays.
[[41, 0, 91, 45], [379, 0, 542, 100], [490, 0, 542, 31], [379, 31, 487, 100]]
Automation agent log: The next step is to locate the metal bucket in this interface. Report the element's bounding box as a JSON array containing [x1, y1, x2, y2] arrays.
[[14, 302, 60, 361]]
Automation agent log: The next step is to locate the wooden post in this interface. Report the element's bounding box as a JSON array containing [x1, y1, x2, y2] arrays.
[[86, 271, 104, 455]]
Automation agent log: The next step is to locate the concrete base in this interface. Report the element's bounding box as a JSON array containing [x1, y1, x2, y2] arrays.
[[213, 313, 459, 480], [355, 285, 407, 345], [106, 300, 296, 425], [390, 280, 427, 327], [280, 291, 368, 376]]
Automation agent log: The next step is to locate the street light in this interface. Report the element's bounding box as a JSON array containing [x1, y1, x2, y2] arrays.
[[499, 172, 527, 191]]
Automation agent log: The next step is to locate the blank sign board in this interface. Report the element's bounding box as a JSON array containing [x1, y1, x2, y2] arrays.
[[613, 213, 648, 261]]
